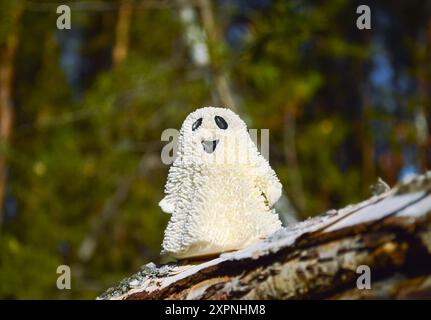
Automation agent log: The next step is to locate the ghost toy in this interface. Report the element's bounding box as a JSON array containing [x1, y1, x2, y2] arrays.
[[160, 107, 283, 259]]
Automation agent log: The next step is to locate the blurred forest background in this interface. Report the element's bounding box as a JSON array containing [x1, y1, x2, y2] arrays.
[[0, 0, 430, 299]]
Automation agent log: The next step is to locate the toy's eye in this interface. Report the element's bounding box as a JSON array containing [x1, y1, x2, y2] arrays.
[[215, 116, 228, 129], [192, 118, 203, 131]]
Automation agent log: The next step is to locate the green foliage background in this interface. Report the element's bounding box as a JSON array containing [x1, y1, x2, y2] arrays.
[[0, 0, 430, 298]]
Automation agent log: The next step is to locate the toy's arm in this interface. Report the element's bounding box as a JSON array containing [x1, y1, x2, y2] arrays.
[[254, 153, 282, 207], [159, 162, 183, 214], [159, 195, 175, 214]]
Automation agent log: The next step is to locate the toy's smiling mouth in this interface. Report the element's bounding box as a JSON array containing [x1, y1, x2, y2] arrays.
[[202, 139, 219, 153]]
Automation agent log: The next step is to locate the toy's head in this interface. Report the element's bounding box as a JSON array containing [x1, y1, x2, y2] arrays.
[[177, 107, 255, 166]]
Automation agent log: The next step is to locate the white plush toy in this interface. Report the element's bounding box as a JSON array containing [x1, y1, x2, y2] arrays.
[[160, 107, 283, 259]]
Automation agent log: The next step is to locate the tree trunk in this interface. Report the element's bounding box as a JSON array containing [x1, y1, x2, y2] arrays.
[[283, 108, 307, 216], [112, 0, 133, 66], [99, 173, 431, 300], [0, 4, 22, 227], [198, 0, 236, 111]]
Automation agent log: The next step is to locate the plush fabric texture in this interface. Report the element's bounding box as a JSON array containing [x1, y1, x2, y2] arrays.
[[160, 107, 283, 259]]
